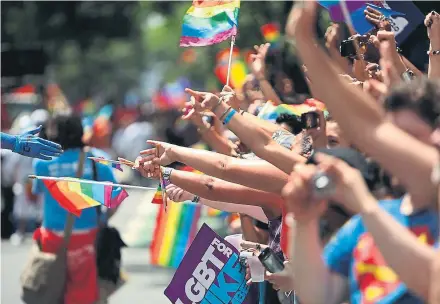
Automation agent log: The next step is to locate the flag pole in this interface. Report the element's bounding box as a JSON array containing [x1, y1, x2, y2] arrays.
[[339, 0, 361, 57], [225, 35, 236, 87], [28, 175, 157, 191], [156, 147, 168, 212]]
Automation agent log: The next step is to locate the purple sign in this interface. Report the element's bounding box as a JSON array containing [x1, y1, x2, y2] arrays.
[[164, 224, 252, 304]]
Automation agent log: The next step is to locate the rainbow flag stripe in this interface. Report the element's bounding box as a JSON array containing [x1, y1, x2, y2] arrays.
[[42, 178, 128, 216], [180, 0, 240, 47], [150, 202, 202, 268], [91, 157, 123, 172]]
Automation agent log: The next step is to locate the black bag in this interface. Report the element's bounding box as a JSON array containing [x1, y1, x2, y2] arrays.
[[90, 157, 126, 289]]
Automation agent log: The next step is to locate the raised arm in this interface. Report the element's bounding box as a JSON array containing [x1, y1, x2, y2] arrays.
[[315, 152, 437, 300], [286, 1, 438, 207], [182, 107, 238, 156], [138, 141, 289, 194], [166, 169, 282, 219], [183, 90, 306, 174], [426, 12, 440, 79], [284, 163, 348, 304], [249, 43, 283, 106], [165, 183, 268, 223]]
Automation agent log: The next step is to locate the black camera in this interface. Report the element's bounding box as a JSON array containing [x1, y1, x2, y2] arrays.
[[258, 247, 284, 273], [340, 37, 380, 63]]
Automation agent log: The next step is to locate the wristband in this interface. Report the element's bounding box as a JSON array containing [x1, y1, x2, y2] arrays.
[[219, 106, 232, 121], [223, 108, 237, 125], [162, 167, 173, 187]]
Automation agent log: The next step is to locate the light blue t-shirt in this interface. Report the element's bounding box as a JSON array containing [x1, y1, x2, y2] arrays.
[[33, 148, 121, 231], [323, 198, 439, 304]]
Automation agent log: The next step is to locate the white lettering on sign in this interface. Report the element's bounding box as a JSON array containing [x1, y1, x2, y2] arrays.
[[176, 237, 234, 304]]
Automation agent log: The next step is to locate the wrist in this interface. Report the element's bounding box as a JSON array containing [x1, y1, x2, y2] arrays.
[[255, 74, 266, 81], [357, 193, 379, 215], [430, 41, 440, 51], [162, 167, 174, 186], [1, 133, 18, 151]]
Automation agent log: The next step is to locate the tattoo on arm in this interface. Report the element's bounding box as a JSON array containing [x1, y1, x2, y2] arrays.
[[203, 176, 215, 191]]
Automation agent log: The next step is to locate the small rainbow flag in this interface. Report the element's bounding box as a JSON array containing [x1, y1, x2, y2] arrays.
[[150, 201, 202, 268], [260, 23, 281, 48], [42, 178, 128, 216], [180, 0, 241, 47], [258, 99, 328, 122], [90, 157, 123, 172], [152, 184, 164, 205]]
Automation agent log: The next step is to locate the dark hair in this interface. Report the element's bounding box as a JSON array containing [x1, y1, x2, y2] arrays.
[[276, 113, 303, 135], [40, 113, 85, 150], [384, 77, 440, 128]]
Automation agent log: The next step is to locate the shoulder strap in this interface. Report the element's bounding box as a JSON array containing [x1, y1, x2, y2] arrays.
[[62, 148, 86, 246], [91, 154, 102, 219]]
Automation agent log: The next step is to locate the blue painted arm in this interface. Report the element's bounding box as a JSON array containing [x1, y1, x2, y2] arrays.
[[1, 126, 63, 160]]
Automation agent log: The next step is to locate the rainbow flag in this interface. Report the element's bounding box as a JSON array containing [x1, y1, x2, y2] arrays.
[[42, 178, 128, 216], [258, 99, 328, 122], [150, 201, 202, 268], [91, 157, 123, 172], [180, 0, 241, 47], [260, 23, 281, 49], [152, 184, 164, 205]]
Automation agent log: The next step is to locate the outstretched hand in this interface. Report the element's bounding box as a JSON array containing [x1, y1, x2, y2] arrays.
[[185, 88, 220, 112], [249, 43, 270, 79], [13, 125, 63, 160], [166, 184, 193, 202]]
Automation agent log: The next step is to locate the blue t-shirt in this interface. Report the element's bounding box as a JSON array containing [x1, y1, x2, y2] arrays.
[[323, 198, 439, 304], [33, 148, 121, 231]]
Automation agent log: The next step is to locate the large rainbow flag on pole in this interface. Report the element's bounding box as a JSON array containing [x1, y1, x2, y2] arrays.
[[42, 178, 128, 216], [180, 0, 241, 47], [150, 201, 202, 268]]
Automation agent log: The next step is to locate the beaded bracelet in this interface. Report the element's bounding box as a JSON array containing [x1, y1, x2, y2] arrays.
[[223, 108, 237, 125]]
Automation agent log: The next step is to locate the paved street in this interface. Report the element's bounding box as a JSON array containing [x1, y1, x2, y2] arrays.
[[1, 189, 176, 303]]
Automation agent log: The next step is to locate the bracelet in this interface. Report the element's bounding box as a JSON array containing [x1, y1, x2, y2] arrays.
[[212, 97, 223, 113], [223, 108, 237, 125], [192, 195, 200, 203], [162, 167, 173, 187], [239, 109, 245, 115], [219, 106, 233, 121], [428, 50, 440, 56]]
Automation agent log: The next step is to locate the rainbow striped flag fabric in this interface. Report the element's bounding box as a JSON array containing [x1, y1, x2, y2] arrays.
[[90, 157, 123, 172], [152, 183, 164, 205], [180, 0, 241, 47], [150, 201, 202, 268], [258, 99, 328, 122], [260, 23, 281, 49], [42, 178, 128, 216]]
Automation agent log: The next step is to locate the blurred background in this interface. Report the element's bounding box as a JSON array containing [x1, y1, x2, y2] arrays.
[[1, 1, 439, 303]]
